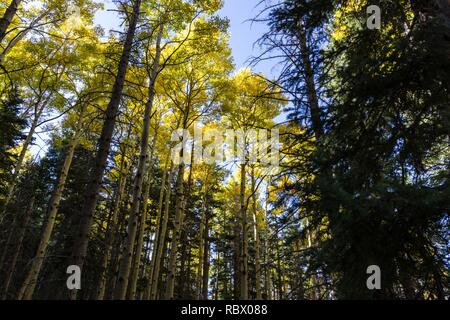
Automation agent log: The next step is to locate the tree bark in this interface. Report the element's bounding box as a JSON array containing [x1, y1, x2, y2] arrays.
[[18, 112, 84, 300], [239, 162, 248, 300], [68, 0, 142, 300], [251, 167, 262, 300], [264, 181, 272, 300], [276, 234, 284, 300], [164, 161, 185, 299], [233, 181, 241, 300], [201, 216, 210, 300], [127, 136, 158, 299], [297, 20, 323, 138], [178, 142, 195, 298], [114, 22, 163, 300], [95, 138, 131, 300], [0, 0, 22, 43], [196, 192, 207, 299], [196, 172, 210, 299], [145, 155, 169, 299], [150, 164, 173, 299]]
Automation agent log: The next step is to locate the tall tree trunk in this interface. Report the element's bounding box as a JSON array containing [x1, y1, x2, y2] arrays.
[[178, 142, 195, 298], [306, 221, 319, 299], [239, 162, 248, 300], [201, 216, 210, 300], [263, 181, 272, 300], [276, 235, 283, 300], [68, 0, 142, 300], [145, 155, 169, 299], [127, 137, 157, 299], [213, 250, 220, 300], [95, 137, 131, 300], [251, 167, 262, 300], [297, 20, 323, 138], [164, 162, 185, 299], [150, 164, 173, 299], [196, 170, 210, 299], [105, 202, 127, 299], [163, 85, 192, 300], [264, 237, 272, 300], [1, 196, 34, 299], [196, 189, 207, 299], [104, 176, 134, 300], [114, 23, 163, 300], [0, 0, 21, 43], [298, 19, 329, 300], [233, 181, 241, 300], [18, 112, 84, 300]]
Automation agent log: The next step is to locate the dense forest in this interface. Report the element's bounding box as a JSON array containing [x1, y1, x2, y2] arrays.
[[0, 0, 449, 300]]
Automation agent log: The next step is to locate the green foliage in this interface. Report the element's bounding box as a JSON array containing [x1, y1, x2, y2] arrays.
[[0, 89, 25, 203]]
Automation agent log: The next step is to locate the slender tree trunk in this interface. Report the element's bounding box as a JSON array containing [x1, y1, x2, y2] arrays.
[[263, 181, 272, 300], [145, 155, 169, 299], [95, 138, 131, 300], [105, 203, 127, 299], [1, 196, 34, 299], [264, 237, 272, 300], [306, 221, 319, 299], [233, 181, 241, 300], [18, 113, 84, 300], [276, 236, 283, 300], [213, 250, 220, 300], [298, 19, 329, 300], [163, 85, 193, 300], [164, 161, 185, 299], [127, 175, 149, 299], [297, 20, 323, 138], [104, 176, 134, 300], [114, 23, 163, 300], [150, 164, 173, 299], [0, 0, 21, 43], [196, 192, 207, 299], [68, 0, 142, 300], [178, 142, 195, 297], [201, 216, 210, 300], [251, 167, 262, 300], [127, 138, 157, 299], [196, 171, 210, 299], [239, 162, 248, 300]]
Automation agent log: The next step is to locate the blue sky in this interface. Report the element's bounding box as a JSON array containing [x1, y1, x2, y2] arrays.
[[218, 0, 279, 77], [94, 0, 280, 78], [31, 0, 285, 158]]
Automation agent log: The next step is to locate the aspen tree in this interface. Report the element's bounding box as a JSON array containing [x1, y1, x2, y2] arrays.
[[251, 166, 262, 300], [145, 153, 169, 299], [114, 22, 164, 300], [95, 129, 133, 300], [68, 0, 142, 300], [150, 163, 174, 299], [128, 127, 160, 299], [18, 109, 85, 300], [201, 215, 210, 300], [196, 175, 209, 299]]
